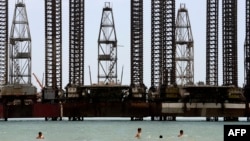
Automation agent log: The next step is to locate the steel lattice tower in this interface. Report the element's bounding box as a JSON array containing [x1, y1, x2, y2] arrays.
[[206, 0, 219, 86], [151, 0, 175, 88], [9, 0, 32, 84], [0, 0, 8, 85], [69, 0, 84, 86], [45, 0, 62, 89], [131, 0, 143, 86], [97, 2, 118, 84], [175, 4, 194, 86], [222, 0, 238, 86]]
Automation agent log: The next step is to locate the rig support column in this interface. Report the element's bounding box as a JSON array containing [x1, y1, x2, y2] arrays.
[[130, 0, 146, 100], [151, 0, 175, 88], [0, 0, 8, 85], [44, 0, 63, 101], [206, 0, 219, 86], [244, 0, 250, 117], [151, 0, 163, 88], [65, 0, 84, 100], [69, 0, 84, 86], [163, 0, 176, 86], [222, 0, 238, 86]]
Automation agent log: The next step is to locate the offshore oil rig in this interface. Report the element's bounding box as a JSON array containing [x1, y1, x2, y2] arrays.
[[0, 0, 249, 121]]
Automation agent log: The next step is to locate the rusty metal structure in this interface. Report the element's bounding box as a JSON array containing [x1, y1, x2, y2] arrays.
[[0, 0, 37, 117], [69, 0, 84, 86], [130, 0, 146, 99], [222, 0, 238, 86], [244, 0, 250, 117], [245, 0, 250, 86], [206, 0, 219, 86], [151, 0, 162, 89], [65, 0, 84, 99], [151, 0, 175, 88], [164, 1, 176, 86], [44, 0, 62, 100], [150, 0, 177, 101], [0, 0, 8, 85], [175, 4, 194, 86]]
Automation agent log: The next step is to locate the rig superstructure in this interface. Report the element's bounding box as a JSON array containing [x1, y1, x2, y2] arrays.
[[0, 0, 249, 121]]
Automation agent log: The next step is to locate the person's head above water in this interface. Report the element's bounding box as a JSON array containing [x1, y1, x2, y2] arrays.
[[36, 131, 44, 139], [178, 130, 184, 137]]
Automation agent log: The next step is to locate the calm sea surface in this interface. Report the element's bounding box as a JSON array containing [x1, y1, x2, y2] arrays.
[[0, 117, 249, 141]]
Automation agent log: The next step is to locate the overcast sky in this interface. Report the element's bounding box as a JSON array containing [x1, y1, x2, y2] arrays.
[[8, 0, 246, 90]]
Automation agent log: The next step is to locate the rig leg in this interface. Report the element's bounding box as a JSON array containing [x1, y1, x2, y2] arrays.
[[206, 117, 219, 121], [151, 116, 155, 121], [224, 117, 238, 121], [131, 117, 143, 121], [68, 116, 84, 121]]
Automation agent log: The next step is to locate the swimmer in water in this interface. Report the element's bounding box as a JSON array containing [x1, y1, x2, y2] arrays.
[[135, 128, 142, 139], [178, 130, 184, 137], [36, 131, 44, 139]]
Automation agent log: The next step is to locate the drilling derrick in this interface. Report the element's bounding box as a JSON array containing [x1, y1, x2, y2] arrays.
[[175, 4, 194, 86], [66, 0, 84, 99], [44, 0, 62, 101], [98, 2, 117, 85], [130, 0, 146, 100], [0, 0, 8, 85], [149, 0, 177, 100], [9, 0, 32, 85], [1, 0, 37, 104], [206, 0, 219, 86], [79, 3, 129, 115], [222, 0, 238, 86]]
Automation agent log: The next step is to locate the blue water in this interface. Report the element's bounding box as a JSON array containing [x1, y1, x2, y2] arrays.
[[0, 117, 249, 141]]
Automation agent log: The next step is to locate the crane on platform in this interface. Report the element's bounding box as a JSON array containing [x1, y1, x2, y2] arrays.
[[32, 73, 44, 102], [32, 73, 44, 90]]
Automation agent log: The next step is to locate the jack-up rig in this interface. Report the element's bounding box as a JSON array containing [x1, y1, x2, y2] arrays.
[[0, 0, 37, 118], [0, 0, 249, 121]]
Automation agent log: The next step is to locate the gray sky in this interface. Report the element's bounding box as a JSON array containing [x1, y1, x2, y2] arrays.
[[8, 0, 246, 90]]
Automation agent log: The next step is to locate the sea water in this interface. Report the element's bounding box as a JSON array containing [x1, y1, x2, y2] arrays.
[[0, 117, 249, 141]]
